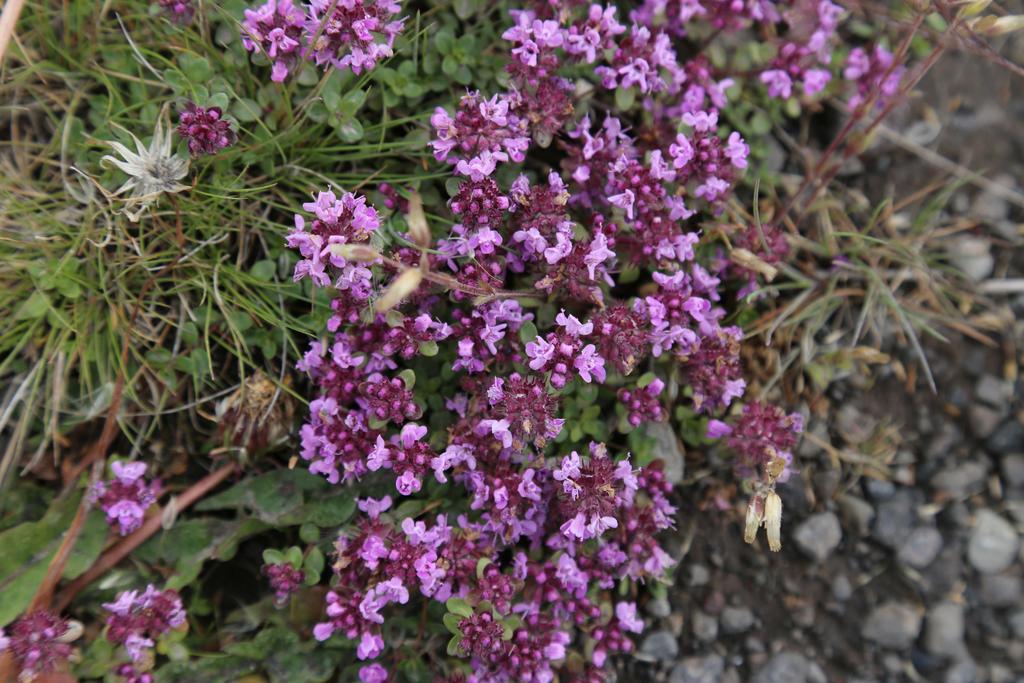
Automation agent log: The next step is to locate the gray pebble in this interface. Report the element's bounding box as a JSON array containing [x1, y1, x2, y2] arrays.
[[923, 601, 967, 660], [986, 420, 1024, 455], [978, 574, 1021, 608], [720, 606, 755, 634], [691, 610, 718, 642], [1008, 609, 1024, 639], [947, 235, 994, 281], [872, 490, 921, 549], [646, 597, 672, 619], [975, 374, 1014, 407], [647, 421, 685, 484], [930, 461, 988, 498], [752, 652, 826, 683], [832, 573, 853, 602], [669, 655, 725, 683], [862, 601, 922, 649], [639, 630, 679, 661], [967, 405, 1003, 439], [967, 510, 1020, 574], [793, 511, 843, 562], [897, 526, 943, 568], [688, 564, 710, 587], [944, 657, 978, 683], [838, 494, 875, 537], [1001, 453, 1024, 488]]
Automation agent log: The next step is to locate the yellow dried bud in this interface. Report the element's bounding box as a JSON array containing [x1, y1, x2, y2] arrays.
[[744, 495, 763, 545], [375, 268, 423, 313], [330, 243, 380, 262], [730, 247, 778, 282], [764, 492, 783, 552], [406, 190, 431, 248]]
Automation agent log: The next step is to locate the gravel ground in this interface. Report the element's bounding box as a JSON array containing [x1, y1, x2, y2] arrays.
[[617, 26, 1024, 683]]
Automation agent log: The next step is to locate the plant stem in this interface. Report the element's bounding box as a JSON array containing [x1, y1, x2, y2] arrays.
[[55, 463, 238, 612]]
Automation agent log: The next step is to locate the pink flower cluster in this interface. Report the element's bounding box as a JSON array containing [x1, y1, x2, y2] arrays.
[[0, 611, 73, 680], [263, 561, 305, 603], [104, 585, 186, 669], [176, 102, 236, 157], [271, 0, 895, 677], [89, 461, 159, 536], [844, 44, 905, 110], [240, 0, 404, 82]]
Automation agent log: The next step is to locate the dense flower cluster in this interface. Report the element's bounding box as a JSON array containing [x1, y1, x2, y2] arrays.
[[0, 611, 74, 680], [104, 585, 186, 679], [263, 561, 305, 603], [89, 461, 159, 536], [156, 0, 194, 23], [240, 0, 404, 81], [844, 44, 905, 110], [271, 0, 907, 677], [176, 103, 236, 157]]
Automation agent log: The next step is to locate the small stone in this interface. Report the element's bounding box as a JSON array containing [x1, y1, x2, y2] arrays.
[[967, 510, 1020, 574], [646, 598, 672, 618], [752, 652, 822, 683], [1001, 454, 1024, 488], [647, 421, 685, 484], [930, 461, 988, 498], [897, 527, 943, 568], [865, 479, 896, 501], [986, 420, 1024, 455], [838, 494, 875, 536], [691, 610, 718, 642], [669, 655, 725, 683], [832, 574, 853, 602], [793, 511, 843, 562], [923, 602, 966, 660], [639, 630, 679, 662], [979, 574, 1021, 608], [862, 602, 922, 650], [872, 490, 921, 549], [1008, 609, 1024, 639], [975, 374, 1013, 407], [947, 235, 993, 281], [720, 606, 755, 634], [944, 657, 978, 683], [688, 564, 710, 587], [967, 405, 1002, 439]]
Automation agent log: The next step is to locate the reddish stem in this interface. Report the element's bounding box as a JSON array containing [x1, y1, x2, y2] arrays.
[[55, 463, 238, 612]]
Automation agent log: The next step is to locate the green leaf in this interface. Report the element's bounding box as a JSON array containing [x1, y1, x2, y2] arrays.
[[15, 291, 50, 319], [445, 597, 473, 618], [305, 546, 325, 576], [443, 612, 463, 635], [263, 548, 286, 565], [336, 116, 363, 143], [285, 546, 304, 568], [475, 557, 492, 579], [615, 87, 636, 111], [251, 260, 276, 281], [398, 368, 416, 390], [0, 492, 89, 626], [299, 522, 320, 544], [231, 98, 261, 122], [447, 635, 463, 657], [418, 340, 439, 357], [518, 321, 538, 345], [178, 54, 213, 83], [339, 89, 367, 117]]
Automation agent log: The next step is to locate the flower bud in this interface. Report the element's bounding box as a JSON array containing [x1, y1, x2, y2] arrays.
[[375, 268, 423, 313], [744, 494, 763, 545], [764, 492, 783, 552], [405, 190, 431, 248], [329, 243, 380, 262]]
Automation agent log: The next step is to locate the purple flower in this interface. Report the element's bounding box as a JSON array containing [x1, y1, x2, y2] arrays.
[[90, 461, 158, 536], [359, 663, 388, 683], [616, 601, 644, 633], [241, 0, 307, 82], [176, 102, 236, 157], [304, 0, 405, 75]]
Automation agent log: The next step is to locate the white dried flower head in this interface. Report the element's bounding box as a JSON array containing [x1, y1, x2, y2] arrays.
[[100, 107, 189, 221], [764, 491, 783, 552]]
